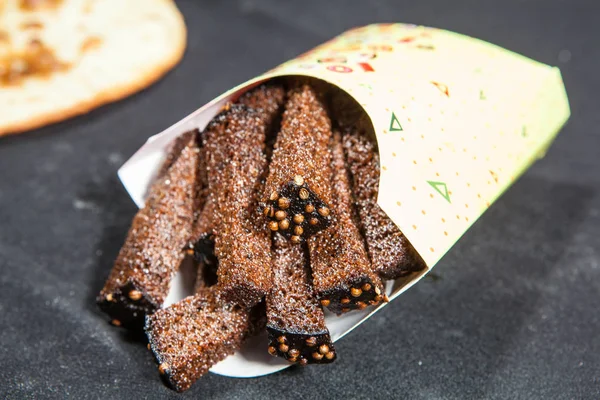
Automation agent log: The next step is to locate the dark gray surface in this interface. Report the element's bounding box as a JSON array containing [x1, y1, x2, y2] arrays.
[[1, 0, 599, 399]]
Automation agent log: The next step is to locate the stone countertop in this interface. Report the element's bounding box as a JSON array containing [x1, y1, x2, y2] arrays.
[[1, 0, 598, 398]]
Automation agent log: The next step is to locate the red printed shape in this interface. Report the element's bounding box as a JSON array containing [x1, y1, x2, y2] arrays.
[[327, 65, 353, 73], [398, 36, 416, 43], [357, 62, 375, 72]]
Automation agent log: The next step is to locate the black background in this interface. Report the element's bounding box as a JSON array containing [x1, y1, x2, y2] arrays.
[[1, 0, 599, 398]]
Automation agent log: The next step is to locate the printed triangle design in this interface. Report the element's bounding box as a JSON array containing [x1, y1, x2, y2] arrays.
[[431, 81, 450, 97], [427, 181, 451, 203], [389, 112, 403, 131]]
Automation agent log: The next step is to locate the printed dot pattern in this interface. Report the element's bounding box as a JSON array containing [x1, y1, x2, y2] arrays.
[[257, 23, 569, 267]]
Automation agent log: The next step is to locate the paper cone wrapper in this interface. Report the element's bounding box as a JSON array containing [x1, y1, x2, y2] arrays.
[[118, 23, 570, 377]]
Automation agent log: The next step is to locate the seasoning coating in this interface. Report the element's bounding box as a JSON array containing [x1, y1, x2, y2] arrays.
[[97, 131, 198, 328], [266, 234, 335, 365], [262, 84, 335, 242], [188, 86, 285, 281], [202, 85, 285, 307], [342, 128, 426, 279], [309, 131, 384, 314], [145, 288, 255, 392]]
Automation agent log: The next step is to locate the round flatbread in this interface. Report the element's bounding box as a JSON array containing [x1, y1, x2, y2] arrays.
[[0, 0, 186, 136]]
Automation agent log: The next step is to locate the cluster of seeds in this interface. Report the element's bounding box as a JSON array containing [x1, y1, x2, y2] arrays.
[[264, 175, 332, 243]]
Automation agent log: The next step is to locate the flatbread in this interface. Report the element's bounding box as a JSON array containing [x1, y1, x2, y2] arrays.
[[0, 0, 186, 136]]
